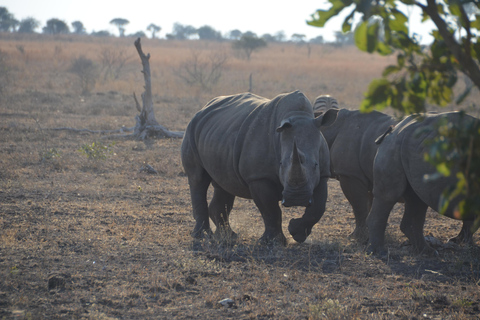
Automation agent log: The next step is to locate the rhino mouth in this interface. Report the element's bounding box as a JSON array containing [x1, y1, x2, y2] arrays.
[[281, 194, 313, 207]]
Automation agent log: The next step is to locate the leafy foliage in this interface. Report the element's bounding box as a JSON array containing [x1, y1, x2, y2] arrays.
[[309, 0, 480, 224], [424, 113, 480, 228]]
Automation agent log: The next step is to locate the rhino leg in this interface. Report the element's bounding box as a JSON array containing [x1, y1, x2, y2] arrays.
[[366, 198, 396, 255], [338, 176, 370, 243], [209, 184, 237, 240], [449, 220, 476, 244], [186, 167, 213, 239], [400, 186, 435, 255], [288, 177, 328, 243], [249, 180, 286, 246]]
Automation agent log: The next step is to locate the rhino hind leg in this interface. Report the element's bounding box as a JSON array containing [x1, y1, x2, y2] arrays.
[[366, 198, 397, 255], [449, 220, 477, 244], [400, 186, 436, 255], [186, 166, 213, 239], [338, 176, 370, 243], [209, 184, 237, 240], [249, 180, 287, 246]]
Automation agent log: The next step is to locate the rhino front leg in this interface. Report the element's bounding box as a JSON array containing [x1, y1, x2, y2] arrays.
[[338, 176, 370, 243], [400, 187, 434, 254], [367, 198, 396, 255], [288, 177, 328, 243], [249, 180, 286, 245], [209, 184, 237, 239]]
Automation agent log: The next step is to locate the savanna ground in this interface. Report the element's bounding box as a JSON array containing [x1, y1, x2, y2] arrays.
[[0, 33, 479, 319]]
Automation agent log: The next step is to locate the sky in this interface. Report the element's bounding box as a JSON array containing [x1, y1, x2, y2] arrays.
[[2, 0, 435, 43]]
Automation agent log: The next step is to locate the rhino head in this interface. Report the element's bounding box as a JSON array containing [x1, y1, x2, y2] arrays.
[[276, 109, 338, 207]]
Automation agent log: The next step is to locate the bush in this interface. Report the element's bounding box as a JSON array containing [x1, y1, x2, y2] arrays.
[[69, 56, 98, 95]]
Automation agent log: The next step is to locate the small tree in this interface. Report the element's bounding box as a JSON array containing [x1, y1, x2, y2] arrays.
[[110, 18, 129, 37], [177, 49, 227, 91], [147, 23, 161, 39], [291, 33, 306, 43], [197, 25, 222, 40], [69, 56, 98, 95], [232, 35, 267, 60], [18, 17, 39, 33], [274, 31, 286, 42], [228, 29, 242, 40], [71, 21, 86, 34], [43, 18, 69, 34], [0, 7, 18, 32], [167, 23, 197, 40]]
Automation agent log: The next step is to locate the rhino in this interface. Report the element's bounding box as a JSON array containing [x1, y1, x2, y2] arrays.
[[312, 95, 397, 241], [367, 112, 479, 254], [181, 91, 338, 245], [312, 95, 475, 245]]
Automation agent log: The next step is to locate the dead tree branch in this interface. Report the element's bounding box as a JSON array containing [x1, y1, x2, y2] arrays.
[[132, 37, 183, 139], [41, 38, 184, 140]]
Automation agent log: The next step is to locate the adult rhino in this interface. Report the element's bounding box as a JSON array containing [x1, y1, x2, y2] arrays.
[[313, 95, 397, 241], [181, 91, 338, 245], [312, 95, 474, 245], [367, 112, 479, 254]]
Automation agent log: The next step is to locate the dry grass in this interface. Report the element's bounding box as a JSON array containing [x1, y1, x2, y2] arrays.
[[0, 34, 479, 319]]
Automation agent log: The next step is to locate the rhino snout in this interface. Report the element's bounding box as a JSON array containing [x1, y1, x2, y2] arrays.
[[281, 196, 313, 208]]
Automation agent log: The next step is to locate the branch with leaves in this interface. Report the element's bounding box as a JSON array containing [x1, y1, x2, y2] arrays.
[[309, 0, 480, 228]]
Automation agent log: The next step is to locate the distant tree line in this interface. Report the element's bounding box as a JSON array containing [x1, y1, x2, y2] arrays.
[[0, 6, 354, 45]]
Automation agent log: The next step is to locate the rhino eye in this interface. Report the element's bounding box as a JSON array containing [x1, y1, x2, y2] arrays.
[[314, 162, 318, 168]]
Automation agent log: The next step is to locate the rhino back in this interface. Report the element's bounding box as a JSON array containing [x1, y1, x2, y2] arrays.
[[397, 112, 474, 214], [322, 109, 396, 184], [183, 91, 313, 199]]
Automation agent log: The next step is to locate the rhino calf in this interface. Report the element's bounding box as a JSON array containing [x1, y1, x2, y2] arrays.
[[367, 112, 478, 254], [181, 91, 338, 245]]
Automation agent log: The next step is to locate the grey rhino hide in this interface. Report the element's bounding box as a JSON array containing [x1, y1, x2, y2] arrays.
[[181, 90, 337, 245], [317, 106, 397, 241], [367, 112, 479, 254]]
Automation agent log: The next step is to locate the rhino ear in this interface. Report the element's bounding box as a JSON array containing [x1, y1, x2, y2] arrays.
[[276, 119, 292, 132], [314, 108, 338, 128]]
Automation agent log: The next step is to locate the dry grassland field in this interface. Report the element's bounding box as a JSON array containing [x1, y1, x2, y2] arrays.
[[0, 33, 479, 319]]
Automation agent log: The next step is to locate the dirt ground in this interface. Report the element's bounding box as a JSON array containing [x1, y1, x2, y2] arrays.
[[0, 90, 479, 320]]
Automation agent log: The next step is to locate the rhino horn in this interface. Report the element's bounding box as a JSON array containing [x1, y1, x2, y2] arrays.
[[288, 141, 306, 186]]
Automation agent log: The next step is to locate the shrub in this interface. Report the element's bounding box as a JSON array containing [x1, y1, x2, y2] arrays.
[[69, 56, 98, 95]]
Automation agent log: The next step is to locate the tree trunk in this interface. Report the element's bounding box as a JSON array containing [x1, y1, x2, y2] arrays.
[[132, 38, 183, 139]]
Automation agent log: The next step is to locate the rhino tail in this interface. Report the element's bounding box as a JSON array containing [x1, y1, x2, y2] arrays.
[[375, 125, 394, 145]]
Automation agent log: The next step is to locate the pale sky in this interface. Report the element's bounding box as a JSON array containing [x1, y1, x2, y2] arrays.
[[2, 0, 434, 43]]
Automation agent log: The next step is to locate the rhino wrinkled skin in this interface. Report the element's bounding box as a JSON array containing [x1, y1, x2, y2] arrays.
[[367, 112, 478, 254], [314, 104, 397, 241], [181, 91, 338, 245], [313, 96, 474, 246]]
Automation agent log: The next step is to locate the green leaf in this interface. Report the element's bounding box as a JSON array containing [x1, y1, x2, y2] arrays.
[[471, 14, 480, 31], [360, 78, 392, 112], [354, 20, 369, 52], [355, 20, 381, 53], [307, 0, 352, 28], [342, 8, 356, 33], [383, 65, 401, 76], [436, 163, 451, 177], [376, 41, 393, 55], [389, 9, 408, 34]]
